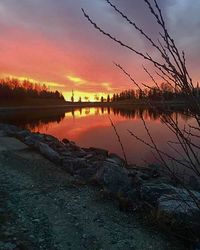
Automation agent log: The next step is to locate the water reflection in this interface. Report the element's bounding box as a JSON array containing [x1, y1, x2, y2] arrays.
[[111, 106, 190, 122], [0, 106, 195, 165]]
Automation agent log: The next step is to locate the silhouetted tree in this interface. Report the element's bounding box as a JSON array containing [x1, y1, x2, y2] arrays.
[[0, 78, 65, 101], [94, 94, 100, 102], [84, 96, 89, 102], [71, 90, 74, 102]]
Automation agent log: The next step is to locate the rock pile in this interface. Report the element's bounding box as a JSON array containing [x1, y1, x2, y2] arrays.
[[1, 123, 200, 239]]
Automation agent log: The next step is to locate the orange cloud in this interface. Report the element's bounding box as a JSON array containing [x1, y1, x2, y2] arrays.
[[67, 75, 87, 85]]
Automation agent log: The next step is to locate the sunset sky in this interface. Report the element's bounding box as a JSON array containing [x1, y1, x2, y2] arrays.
[[0, 0, 200, 101]]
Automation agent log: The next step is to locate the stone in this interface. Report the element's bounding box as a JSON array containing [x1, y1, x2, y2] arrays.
[[0, 124, 20, 136], [62, 138, 70, 144], [0, 137, 28, 152], [62, 158, 90, 174], [84, 153, 95, 159], [89, 147, 108, 157], [0, 241, 17, 250], [74, 166, 98, 182], [94, 161, 133, 198], [0, 130, 7, 137], [61, 152, 73, 157], [108, 153, 125, 166], [158, 188, 200, 225], [189, 175, 200, 191], [140, 180, 177, 206], [106, 157, 122, 166], [70, 144, 83, 152], [16, 130, 31, 140], [73, 149, 87, 158], [36, 142, 61, 164], [44, 134, 59, 142], [24, 133, 45, 146]]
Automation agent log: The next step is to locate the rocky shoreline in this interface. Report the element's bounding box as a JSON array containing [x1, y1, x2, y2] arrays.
[[0, 123, 200, 247]]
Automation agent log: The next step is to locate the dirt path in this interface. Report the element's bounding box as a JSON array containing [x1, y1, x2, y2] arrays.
[[0, 136, 185, 250]]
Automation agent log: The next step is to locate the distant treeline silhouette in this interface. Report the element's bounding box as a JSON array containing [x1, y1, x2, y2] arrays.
[[0, 108, 66, 130], [0, 78, 65, 100], [111, 83, 200, 102]]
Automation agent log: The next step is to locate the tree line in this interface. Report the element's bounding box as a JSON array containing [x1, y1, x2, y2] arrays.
[[111, 83, 200, 102], [0, 78, 65, 100]]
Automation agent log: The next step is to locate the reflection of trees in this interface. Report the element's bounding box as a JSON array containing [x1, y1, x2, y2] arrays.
[[0, 106, 193, 132], [110, 107, 192, 121], [0, 109, 66, 130], [107, 107, 111, 115], [71, 109, 75, 118], [85, 108, 90, 115], [95, 108, 100, 115], [79, 108, 82, 115], [101, 107, 105, 114]]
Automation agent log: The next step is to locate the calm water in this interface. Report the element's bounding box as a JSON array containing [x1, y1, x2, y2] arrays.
[[0, 106, 196, 165]]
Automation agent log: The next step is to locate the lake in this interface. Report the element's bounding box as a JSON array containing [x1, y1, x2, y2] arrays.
[[0, 106, 197, 166]]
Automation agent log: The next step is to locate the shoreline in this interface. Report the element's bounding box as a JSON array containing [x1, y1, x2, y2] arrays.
[[0, 125, 186, 250], [0, 100, 190, 112], [0, 123, 200, 248]]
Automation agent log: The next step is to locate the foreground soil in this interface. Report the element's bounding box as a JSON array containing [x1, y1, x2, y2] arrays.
[[0, 136, 185, 250]]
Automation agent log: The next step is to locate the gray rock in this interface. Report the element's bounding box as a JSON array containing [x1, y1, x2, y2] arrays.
[[0, 124, 20, 136], [94, 161, 133, 198], [62, 158, 90, 174], [189, 175, 200, 191], [46, 139, 63, 149], [74, 166, 98, 182], [0, 137, 28, 152], [108, 153, 125, 166], [61, 152, 73, 157], [106, 157, 124, 167], [0, 241, 17, 250], [68, 143, 83, 152], [89, 147, 108, 157], [140, 180, 177, 206], [24, 133, 45, 146], [44, 134, 59, 142], [73, 149, 87, 158], [158, 188, 200, 224], [62, 138, 70, 144], [0, 130, 7, 137], [16, 130, 31, 140], [24, 135, 38, 146], [36, 142, 61, 164], [84, 153, 95, 160]]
